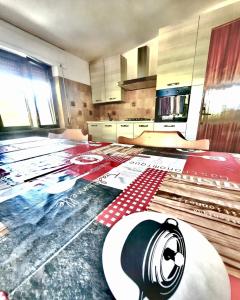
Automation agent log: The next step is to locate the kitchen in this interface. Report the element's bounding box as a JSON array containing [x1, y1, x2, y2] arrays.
[[67, 1, 240, 153], [0, 1, 240, 299], [0, 1, 239, 153]]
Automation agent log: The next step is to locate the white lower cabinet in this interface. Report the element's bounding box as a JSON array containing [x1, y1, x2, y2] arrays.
[[117, 123, 134, 139], [133, 122, 154, 138], [154, 122, 186, 136], [88, 123, 103, 142], [102, 123, 117, 142], [88, 121, 186, 142]]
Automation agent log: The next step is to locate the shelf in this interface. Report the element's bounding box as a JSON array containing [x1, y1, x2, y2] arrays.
[[118, 75, 156, 91]]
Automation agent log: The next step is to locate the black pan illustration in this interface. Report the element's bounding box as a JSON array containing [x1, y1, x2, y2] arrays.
[[121, 218, 186, 300]]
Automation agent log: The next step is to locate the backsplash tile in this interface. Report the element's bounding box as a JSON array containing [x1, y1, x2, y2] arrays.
[[96, 88, 156, 121], [57, 77, 155, 130], [57, 77, 97, 131]]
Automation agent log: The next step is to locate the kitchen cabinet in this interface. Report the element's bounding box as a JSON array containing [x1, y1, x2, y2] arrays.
[[90, 55, 126, 104], [88, 121, 187, 142], [88, 122, 103, 141], [117, 122, 134, 139], [88, 122, 117, 142], [133, 122, 154, 138], [104, 55, 126, 102], [102, 123, 117, 142], [154, 122, 186, 137], [89, 59, 105, 104], [156, 17, 199, 89]]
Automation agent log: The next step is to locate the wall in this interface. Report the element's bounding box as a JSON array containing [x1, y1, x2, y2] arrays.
[[0, 20, 90, 84], [93, 1, 240, 135], [95, 88, 156, 121], [90, 36, 159, 122], [57, 77, 97, 131], [0, 20, 91, 129]]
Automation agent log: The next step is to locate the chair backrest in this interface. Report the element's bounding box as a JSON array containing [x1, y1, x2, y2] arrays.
[[48, 132, 64, 139], [118, 131, 210, 150], [61, 129, 88, 141]]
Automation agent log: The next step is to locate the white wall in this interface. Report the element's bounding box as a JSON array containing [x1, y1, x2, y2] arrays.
[[0, 20, 90, 85]]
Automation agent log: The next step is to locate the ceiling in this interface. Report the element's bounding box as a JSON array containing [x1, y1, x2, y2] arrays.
[[0, 0, 237, 62]]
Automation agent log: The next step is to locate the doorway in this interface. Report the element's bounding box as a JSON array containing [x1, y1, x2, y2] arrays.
[[197, 18, 240, 153]]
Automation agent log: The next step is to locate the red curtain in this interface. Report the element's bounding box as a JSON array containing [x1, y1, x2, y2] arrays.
[[204, 18, 240, 88]]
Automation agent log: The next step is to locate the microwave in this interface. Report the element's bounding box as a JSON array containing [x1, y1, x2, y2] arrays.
[[155, 86, 191, 122]]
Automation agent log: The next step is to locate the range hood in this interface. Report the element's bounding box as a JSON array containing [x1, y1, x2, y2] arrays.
[[119, 46, 156, 91], [119, 75, 157, 91]]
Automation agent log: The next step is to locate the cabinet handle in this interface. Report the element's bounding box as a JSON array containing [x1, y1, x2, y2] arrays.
[[95, 99, 101, 102], [164, 124, 175, 127], [105, 125, 112, 127], [139, 125, 148, 128], [167, 82, 179, 86], [91, 125, 98, 127], [120, 124, 129, 127], [109, 97, 116, 100]]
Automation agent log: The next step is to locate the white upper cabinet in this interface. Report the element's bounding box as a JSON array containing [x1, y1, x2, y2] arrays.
[[105, 55, 125, 102], [89, 59, 105, 104], [90, 55, 126, 104], [157, 17, 199, 89]]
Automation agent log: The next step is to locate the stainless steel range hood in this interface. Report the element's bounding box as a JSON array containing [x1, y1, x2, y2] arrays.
[[119, 75, 157, 91], [118, 46, 156, 91]]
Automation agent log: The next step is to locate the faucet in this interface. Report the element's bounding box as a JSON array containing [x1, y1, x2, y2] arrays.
[[107, 113, 113, 121]]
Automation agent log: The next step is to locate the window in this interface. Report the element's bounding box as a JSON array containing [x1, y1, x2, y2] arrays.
[[0, 49, 58, 130]]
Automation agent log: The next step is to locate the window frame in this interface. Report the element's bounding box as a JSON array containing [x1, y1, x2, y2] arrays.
[[0, 49, 59, 132]]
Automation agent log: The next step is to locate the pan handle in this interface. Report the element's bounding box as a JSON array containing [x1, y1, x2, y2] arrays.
[[165, 218, 178, 228]]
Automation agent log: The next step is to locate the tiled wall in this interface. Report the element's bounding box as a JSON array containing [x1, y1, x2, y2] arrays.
[[95, 88, 156, 121], [57, 77, 98, 132], [57, 77, 156, 130]]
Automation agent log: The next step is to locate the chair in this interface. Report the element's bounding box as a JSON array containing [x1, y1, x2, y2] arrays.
[[118, 131, 210, 150], [48, 129, 89, 142], [48, 132, 64, 139]]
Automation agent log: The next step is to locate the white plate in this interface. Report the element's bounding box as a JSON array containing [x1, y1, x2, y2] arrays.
[[102, 212, 230, 300]]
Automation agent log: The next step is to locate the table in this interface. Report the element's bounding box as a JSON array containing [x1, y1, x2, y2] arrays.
[[0, 137, 239, 299]]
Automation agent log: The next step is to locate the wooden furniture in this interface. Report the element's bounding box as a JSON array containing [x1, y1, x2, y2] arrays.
[[197, 15, 240, 153], [116, 122, 134, 139], [118, 131, 210, 150], [133, 122, 154, 138], [90, 55, 127, 104], [89, 59, 105, 104], [48, 129, 88, 142], [157, 16, 198, 89], [87, 122, 104, 142], [101, 123, 117, 143], [154, 122, 187, 137], [104, 55, 126, 102], [87, 121, 154, 143]]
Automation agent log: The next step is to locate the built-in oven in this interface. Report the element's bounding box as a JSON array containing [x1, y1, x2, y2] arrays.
[[155, 86, 191, 122]]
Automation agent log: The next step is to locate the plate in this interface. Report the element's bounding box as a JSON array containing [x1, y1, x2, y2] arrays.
[[102, 212, 230, 300]]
